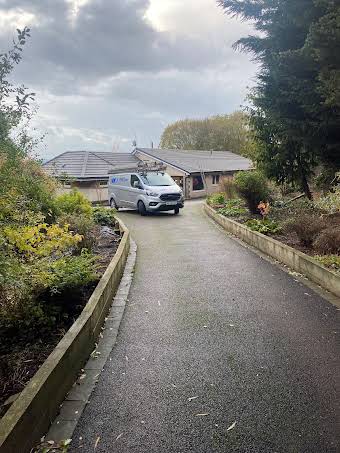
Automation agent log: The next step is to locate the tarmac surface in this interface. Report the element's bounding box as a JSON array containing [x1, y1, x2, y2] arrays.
[[70, 200, 339, 453]]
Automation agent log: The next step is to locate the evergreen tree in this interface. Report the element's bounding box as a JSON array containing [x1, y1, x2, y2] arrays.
[[218, 0, 340, 197]]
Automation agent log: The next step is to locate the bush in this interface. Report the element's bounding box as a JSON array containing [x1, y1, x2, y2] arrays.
[[3, 223, 82, 258], [315, 255, 340, 273], [0, 250, 99, 334], [314, 226, 340, 254], [54, 189, 93, 217], [93, 206, 117, 226], [57, 213, 96, 251], [48, 250, 99, 295], [207, 192, 226, 206], [246, 219, 281, 235], [285, 214, 325, 246], [234, 171, 270, 213], [217, 199, 248, 217], [315, 186, 340, 214], [219, 177, 237, 199]]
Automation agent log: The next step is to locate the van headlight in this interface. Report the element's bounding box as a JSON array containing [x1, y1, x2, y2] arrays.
[[146, 191, 159, 197]]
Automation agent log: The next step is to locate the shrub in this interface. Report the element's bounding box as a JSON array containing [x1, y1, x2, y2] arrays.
[[0, 250, 99, 334], [3, 223, 82, 258], [57, 213, 96, 251], [234, 171, 270, 213], [217, 199, 248, 217], [314, 186, 340, 214], [246, 219, 281, 235], [207, 192, 226, 207], [314, 226, 340, 254], [92, 206, 117, 226], [285, 214, 325, 246], [219, 177, 237, 199], [48, 250, 99, 295], [54, 189, 93, 217], [314, 255, 340, 273]]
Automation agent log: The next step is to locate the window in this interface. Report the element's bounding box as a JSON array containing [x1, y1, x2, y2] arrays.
[[140, 172, 175, 186], [212, 174, 220, 185], [131, 174, 141, 188], [99, 181, 108, 188], [192, 175, 204, 191]]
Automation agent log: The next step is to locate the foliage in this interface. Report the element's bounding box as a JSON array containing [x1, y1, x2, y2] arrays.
[[0, 250, 99, 334], [219, 177, 238, 199], [314, 185, 340, 214], [245, 218, 281, 235], [234, 171, 270, 213], [285, 214, 325, 246], [314, 255, 340, 273], [217, 199, 248, 217], [92, 206, 117, 226], [54, 189, 93, 217], [57, 213, 96, 251], [0, 142, 57, 224], [48, 250, 99, 295], [0, 27, 36, 147], [207, 192, 226, 207], [218, 0, 340, 198], [3, 223, 82, 258], [160, 111, 253, 156], [314, 226, 340, 255]]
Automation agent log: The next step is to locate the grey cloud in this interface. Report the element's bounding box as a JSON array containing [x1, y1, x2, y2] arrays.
[[0, 0, 233, 90]]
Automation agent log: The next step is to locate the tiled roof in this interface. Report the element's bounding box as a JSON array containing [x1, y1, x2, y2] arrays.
[[43, 151, 140, 180], [135, 148, 253, 174]]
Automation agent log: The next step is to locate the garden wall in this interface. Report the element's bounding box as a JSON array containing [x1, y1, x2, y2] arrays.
[[204, 203, 340, 298], [0, 220, 130, 453]]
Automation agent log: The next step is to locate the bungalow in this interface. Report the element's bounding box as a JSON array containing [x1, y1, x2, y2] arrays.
[[133, 147, 252, 199], [43, 148, 252, 202]]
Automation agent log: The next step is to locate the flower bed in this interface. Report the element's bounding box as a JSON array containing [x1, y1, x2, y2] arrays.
[[207, 189, 340, 274], [0, 201, 121, 413]]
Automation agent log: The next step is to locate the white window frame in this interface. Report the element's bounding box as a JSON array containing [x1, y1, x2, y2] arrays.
[[212, 174, 220, 185]]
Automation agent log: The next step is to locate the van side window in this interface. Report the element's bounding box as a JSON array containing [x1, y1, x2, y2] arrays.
[[131, 175, 141, 188]]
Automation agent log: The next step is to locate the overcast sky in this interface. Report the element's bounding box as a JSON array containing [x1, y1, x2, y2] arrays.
[[0, 0, 256, 159]]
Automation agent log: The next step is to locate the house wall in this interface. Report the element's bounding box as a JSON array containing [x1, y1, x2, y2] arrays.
[[57, 181, 108, 203], [188, 172, 235, 199]]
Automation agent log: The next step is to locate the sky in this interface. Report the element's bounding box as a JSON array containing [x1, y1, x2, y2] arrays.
[[0, 0, 257, 159]]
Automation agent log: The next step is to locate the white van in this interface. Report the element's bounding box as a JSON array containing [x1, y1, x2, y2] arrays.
[[108, 165, 184, 215]]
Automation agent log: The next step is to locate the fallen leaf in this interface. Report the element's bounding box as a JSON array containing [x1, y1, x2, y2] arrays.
[[227, 421, 236, 431], [94, 436, 100, 449]]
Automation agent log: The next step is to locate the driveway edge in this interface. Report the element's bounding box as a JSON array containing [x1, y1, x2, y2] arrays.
[[0, 220, 132, 453], [204, 203, 340, 299]]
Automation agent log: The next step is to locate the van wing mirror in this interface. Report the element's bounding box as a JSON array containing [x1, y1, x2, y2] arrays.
[[133, 181, 142, 189]]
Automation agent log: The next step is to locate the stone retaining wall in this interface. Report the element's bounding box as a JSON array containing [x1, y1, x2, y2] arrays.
[[204, 203, 340, 298]]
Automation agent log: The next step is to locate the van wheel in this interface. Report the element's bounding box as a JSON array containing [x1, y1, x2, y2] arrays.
[[110, 198, 119, 210], [174, 207, 180, 215], [138, 201, 147, 216]]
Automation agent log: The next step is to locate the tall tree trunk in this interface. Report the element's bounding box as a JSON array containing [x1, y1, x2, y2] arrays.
[[301, 172, 312, 200]]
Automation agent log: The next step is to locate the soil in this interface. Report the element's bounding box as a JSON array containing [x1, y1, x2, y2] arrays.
[[0, 224, 121, 412]]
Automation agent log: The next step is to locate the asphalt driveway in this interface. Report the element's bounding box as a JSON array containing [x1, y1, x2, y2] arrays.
[[70, 200, 339, 453]]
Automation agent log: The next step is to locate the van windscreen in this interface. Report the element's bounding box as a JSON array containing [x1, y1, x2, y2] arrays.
[[140, 172, 175, 186]]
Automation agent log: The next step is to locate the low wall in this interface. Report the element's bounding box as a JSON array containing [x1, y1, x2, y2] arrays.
[[204, 203, 340, 298], [0, 220, 130, 453]]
